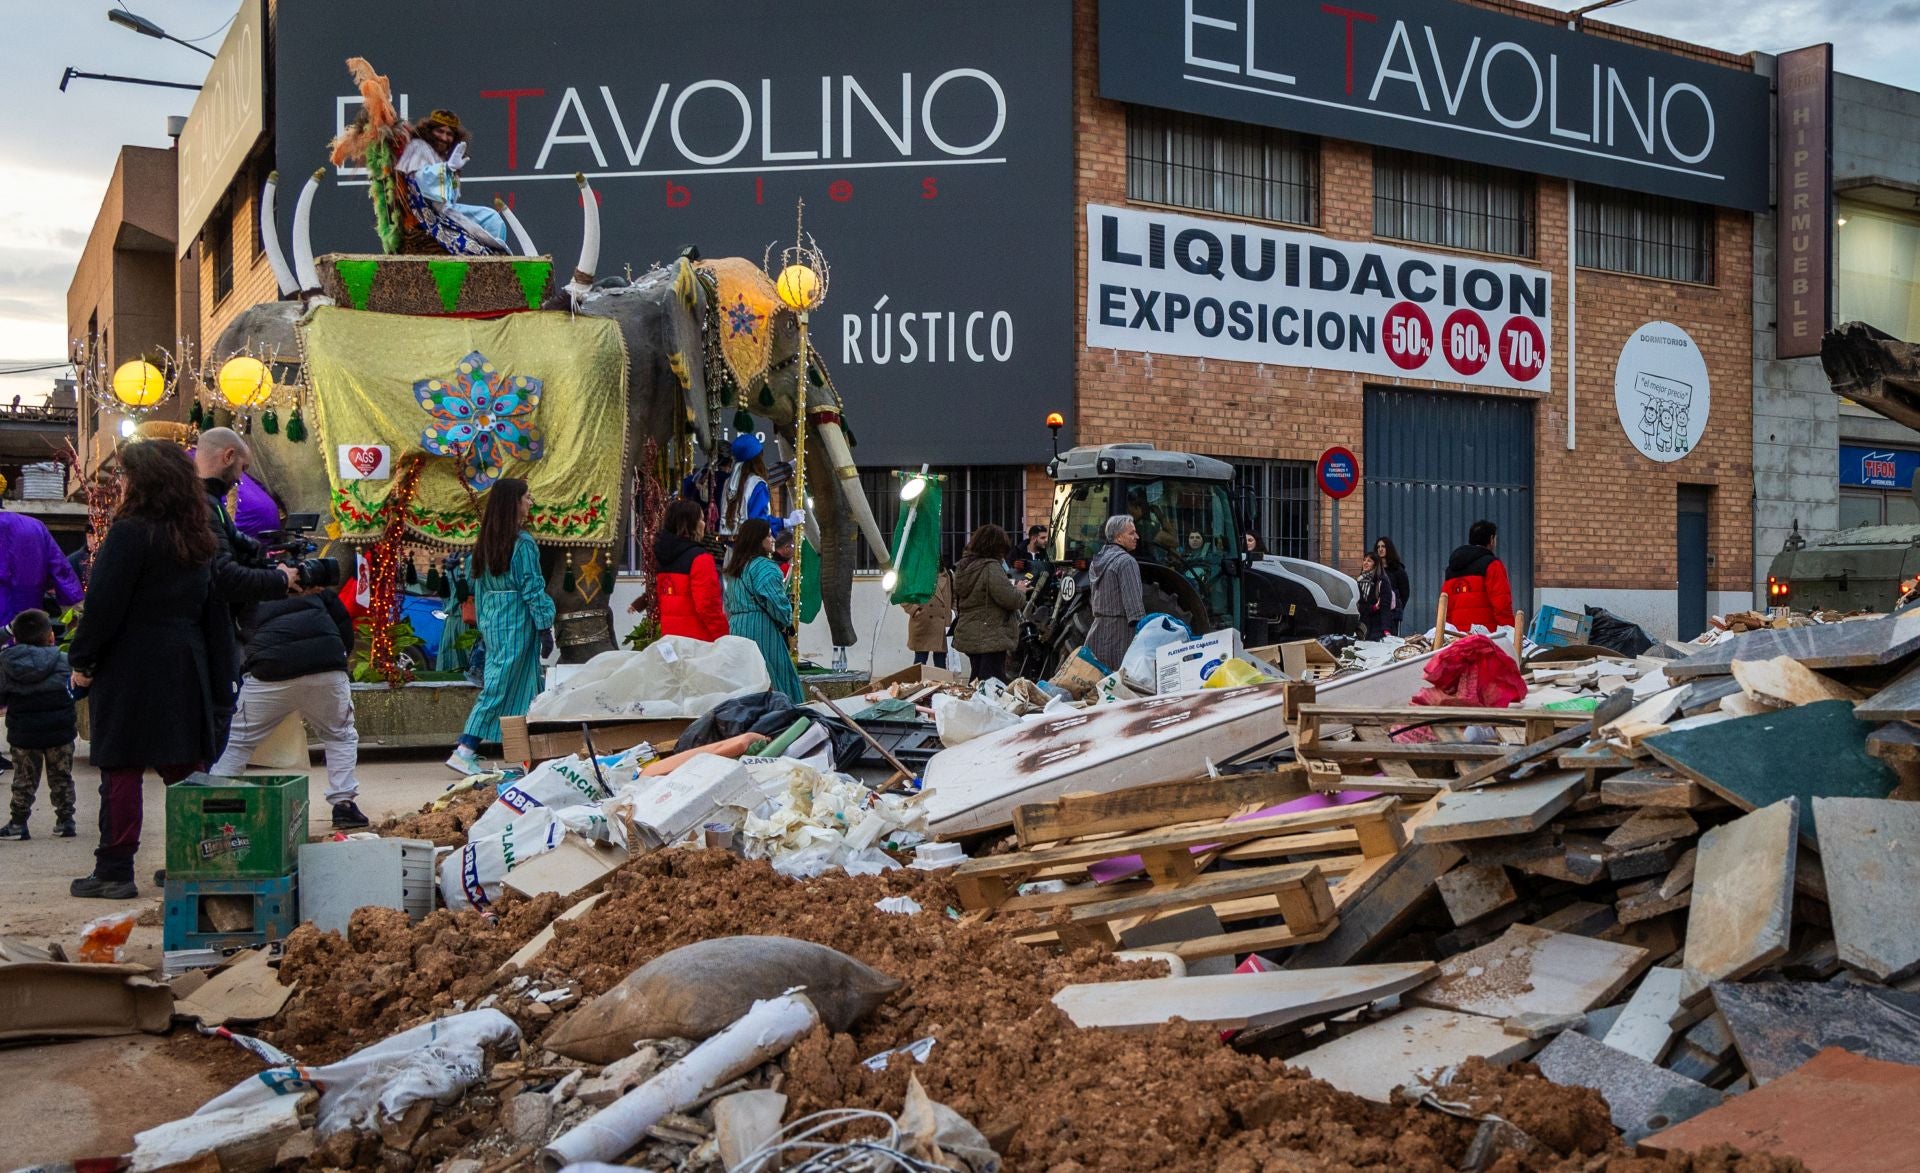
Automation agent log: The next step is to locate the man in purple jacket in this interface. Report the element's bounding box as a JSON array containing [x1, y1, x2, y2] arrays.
[[0, 485, 84, 771]]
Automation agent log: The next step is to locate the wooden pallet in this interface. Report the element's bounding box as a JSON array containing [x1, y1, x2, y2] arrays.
[[1292, 704, 1592, 792]]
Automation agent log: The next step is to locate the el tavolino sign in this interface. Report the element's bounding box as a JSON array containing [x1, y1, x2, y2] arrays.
[[1100, 0, 1770, 212], [177, 0, 266, 257], [1086, 204, 1552, 392]]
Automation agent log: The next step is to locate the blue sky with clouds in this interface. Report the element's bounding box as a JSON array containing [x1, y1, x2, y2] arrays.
[[2, 1, 1916, 404]]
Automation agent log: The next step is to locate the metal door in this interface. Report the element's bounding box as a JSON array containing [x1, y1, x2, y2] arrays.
[[1677, 486, 1710, 640], [1364, 388, 1535, 634]]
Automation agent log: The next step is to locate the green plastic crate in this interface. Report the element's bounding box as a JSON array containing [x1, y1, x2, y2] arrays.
[[164, 773, 309, 879]]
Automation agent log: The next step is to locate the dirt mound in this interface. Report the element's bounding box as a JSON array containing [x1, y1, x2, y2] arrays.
[[376, 785, 493, 847]]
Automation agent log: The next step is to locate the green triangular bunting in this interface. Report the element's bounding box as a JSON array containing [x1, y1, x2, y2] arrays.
[[335, 259, 379, 311], [426, 260, 469, 312], [511, 259, 553, 309]]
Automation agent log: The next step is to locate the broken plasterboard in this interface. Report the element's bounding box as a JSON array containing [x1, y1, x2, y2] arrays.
[[1051, 963, 1438, 1033], [1287, 1006, 1535, 1103], [1410, 923, 1651, 1021], [1678, 799, 1798, 1005]]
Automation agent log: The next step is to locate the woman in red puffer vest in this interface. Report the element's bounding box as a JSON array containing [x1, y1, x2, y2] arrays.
[[650, 498, 729, 641]]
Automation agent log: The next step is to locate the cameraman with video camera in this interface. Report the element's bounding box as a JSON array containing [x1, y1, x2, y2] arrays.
[[195, 429, 298, 756]]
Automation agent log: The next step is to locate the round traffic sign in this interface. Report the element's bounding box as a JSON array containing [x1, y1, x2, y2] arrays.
[[1317, 446, 1359, 499]]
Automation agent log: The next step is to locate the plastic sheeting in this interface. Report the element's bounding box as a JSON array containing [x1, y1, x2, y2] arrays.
[[529, 635, 770, 721]]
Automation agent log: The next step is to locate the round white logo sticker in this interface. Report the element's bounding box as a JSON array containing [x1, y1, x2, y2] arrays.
[[1613, 321, 1709, 463]]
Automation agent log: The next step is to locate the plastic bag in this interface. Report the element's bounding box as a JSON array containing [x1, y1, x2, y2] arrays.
[[1585, 606, 1654, 656], [675, 690, 865, 771], [77, 911, 138, 964], [528, 635, 770, 721], [932, 690, 1021, 745], [1120, 613, 1193, 692], [1202, 658, 1270, 689], [1093, 670, 1142, 706], [194, 1009, 521, 1137], [468, 753, 619, 843]]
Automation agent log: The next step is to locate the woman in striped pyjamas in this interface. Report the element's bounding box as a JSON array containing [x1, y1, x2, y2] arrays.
[[722, 518, 803, 703], [449, 478, 555, 775]]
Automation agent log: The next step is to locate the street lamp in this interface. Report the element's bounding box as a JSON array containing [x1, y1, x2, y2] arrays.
[[107, 9, 216, 58]]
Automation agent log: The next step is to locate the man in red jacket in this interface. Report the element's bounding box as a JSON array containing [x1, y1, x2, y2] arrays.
[[643, 499, 729, 641], [1441, 519, 1513, 633]]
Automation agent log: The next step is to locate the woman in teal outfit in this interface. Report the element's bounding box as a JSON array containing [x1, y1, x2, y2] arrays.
[[449, 478, 555, 774], [722, 518, 803, 702]]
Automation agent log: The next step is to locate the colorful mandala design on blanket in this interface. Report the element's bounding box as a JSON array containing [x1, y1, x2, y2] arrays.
[[414, 350, 544, 490]]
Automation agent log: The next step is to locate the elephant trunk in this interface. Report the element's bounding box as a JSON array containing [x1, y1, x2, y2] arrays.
[[493, 197, 539, 257], [806, 419, 858, 647], [565, 173, 600, 307], [292, 169, 333, 305], [260, 172, 297, 297]]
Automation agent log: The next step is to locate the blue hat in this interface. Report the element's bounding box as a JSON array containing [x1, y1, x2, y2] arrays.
[[730, 433, 764, 463]]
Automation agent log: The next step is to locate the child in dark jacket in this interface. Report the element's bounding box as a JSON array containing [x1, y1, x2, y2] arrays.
[[207, 587, 370, 829], [1, 609, 79, 839]]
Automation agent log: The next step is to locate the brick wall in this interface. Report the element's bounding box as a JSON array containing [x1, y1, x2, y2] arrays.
[[200, 168, 283, 357], [1070, 0, 1754, 598]]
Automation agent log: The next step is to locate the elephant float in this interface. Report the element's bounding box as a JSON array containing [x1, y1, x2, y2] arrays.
[[210, 171, 891, 661]]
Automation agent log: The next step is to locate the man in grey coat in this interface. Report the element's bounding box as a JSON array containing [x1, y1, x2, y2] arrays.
[[1086, 515, 1145, 671]]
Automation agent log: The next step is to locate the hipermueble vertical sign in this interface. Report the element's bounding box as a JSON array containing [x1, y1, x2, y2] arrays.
[[1086, 204, 1553, 393]]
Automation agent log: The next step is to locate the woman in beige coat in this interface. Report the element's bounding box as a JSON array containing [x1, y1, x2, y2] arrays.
[[902, 563, 955, 670]]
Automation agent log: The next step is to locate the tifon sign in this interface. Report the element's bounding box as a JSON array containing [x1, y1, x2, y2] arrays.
[[1099, 0, 1770, 212], [1775, 45, 1833, 360], [1086, 204, 1552, 392]]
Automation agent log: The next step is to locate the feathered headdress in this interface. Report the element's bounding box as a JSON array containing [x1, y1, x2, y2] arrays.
[[327, 57, 409, 253]]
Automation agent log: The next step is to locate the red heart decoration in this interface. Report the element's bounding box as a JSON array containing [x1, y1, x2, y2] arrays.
[[347, 446, 383, 477]]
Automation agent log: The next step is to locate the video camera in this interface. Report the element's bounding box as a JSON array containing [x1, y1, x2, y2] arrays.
[[258, 512, 343, 589]]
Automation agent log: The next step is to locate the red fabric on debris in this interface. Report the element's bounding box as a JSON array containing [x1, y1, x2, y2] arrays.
[[1395, 635, 1526, 742]]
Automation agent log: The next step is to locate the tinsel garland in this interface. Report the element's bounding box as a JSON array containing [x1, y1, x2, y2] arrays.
[[366, 455, 427, 686], [633, 438, 665, 620]]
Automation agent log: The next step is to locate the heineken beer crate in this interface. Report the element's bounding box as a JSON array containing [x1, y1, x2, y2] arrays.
[[165, 773, 309, 879]]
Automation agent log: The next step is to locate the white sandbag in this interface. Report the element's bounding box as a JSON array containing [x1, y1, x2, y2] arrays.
[[529, 636, 770, 721], [1120, 613, 1192, 692], [931, 690, 1021, 746], [439, 808, 568, 913], [469, 754, 620, 842], [194, 1009, 521, 1138]]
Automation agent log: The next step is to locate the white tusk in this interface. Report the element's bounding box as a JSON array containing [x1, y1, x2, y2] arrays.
[[564, 172, 599, 308], [260, 171, 297, 297], [493, 197, 538, 257], [291, 168, 333, 305]]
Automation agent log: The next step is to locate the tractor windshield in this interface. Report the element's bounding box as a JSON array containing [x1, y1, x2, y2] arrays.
[[1053, 476, 1240, 617]]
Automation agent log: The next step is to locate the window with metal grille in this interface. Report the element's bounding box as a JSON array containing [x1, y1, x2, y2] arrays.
[[1127, 106, 1319, 226], [209, 201, 234, 304], [855, 466, 1030, 573], [1374, 148, 1535, 258], [1222, 457, 1316, 560], [1576, 184, 1715, 284]]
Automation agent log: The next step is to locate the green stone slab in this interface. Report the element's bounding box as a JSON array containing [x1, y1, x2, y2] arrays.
[[1642, 700, 1895, 848]]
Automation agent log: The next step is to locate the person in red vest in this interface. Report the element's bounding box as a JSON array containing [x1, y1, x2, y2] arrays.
[[1441, 519, 1513, 633], [648, 498, 729, 641]]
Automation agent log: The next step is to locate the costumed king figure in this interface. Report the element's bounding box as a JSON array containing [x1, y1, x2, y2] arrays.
[[395, 109, 510, 255]]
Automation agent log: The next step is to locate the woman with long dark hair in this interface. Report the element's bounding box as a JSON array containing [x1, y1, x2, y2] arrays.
[[647, 497, 728, 641], [951, 523, 1025, 683], [1372, 535, 1410, 636], [722, 517, 803, 701], [449, 478, 555, 775], [66, 440, 223, 899]]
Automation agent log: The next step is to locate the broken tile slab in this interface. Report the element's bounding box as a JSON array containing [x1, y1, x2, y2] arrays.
[[1288, 1006, 1535, 1103], [1503, 1011, 1585, 1040], [1533, 901, 1617, 938], [1602, 967, 1686, 1063], [1603, 809, 1699, 852], [1410, 923, 1650, 1021], [1534, 1029, 1723, 1142], [1413, 772, 1587, 844], [1679, 800, 1799, 1005], [1711, 980, 1920, 1085], [1581, 1004, 1626, 1039], [1731, 655, 1862, 709], [1285, 843, 1464, 969], [1639, 1047, 1920, 1173], [1050, 963, 1437, 1033], [1664, 612, 1920, 681], [1852, 658, 1920, 723], [1644, 701, 1896, 848], [1600, 771, 1715, 809], [1658, 848, 1697, 900], [1607, 842, 1684, 883], [1435, 864, 1517, 927], [1813, 797, 1920, 982]]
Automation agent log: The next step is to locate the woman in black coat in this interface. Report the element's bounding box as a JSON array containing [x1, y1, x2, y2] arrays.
[[67, 440, 224, 899], [1372, 536, 1411, 637]]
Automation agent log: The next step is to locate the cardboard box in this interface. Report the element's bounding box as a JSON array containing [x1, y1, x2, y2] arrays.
[[500, 715, 695, 765], [621, 754, 758, 846], [0, 940, 173, 1042], [501, 838, 632, 902], [1155, 630, 1245, 694], [1249, 640, 1339, 680]]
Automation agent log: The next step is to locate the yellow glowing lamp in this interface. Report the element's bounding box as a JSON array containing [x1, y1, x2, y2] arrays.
[[111, 360, 166, 408], [775, 264, 820, 310], [218, 356, 274, 408], [1045, 412, 1065, 429]]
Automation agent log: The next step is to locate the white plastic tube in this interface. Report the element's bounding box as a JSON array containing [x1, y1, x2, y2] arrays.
[[542, 992, 820, 1169]]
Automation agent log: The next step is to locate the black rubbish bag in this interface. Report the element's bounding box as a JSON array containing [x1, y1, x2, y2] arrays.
[[1584, 606, 1653, 657], [673, 690, 865, 771]]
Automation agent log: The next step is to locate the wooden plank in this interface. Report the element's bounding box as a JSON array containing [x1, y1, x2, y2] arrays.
[[1298, 704, 1592, 727], [952, 796, 1401, 883], [1064, 863, 1328, 936], [1534, 1030, 1722, 1141], [1413, 771, 1586, 844], [1600, 967, 1686, 1063], [1731, 655, 1863, 708], [1813, 797, 1920, 982], [1434, 863, 1517, 926], [1311, 741, 1511, 762], [1163, 919, 1338, 962], [1288, 1007, 1537, 1103], [1010, 769, 1309, 847], [1050, 963, 1437, 1032], [1410, 924, 1651, 1021], [1602, 809, 1699, 851], [1710, 980, 1920, 1085], [1678, 799, 1798, 1004], [1640, 1047, 1920, 1173], [1600, 771, 1714, 809], [1644, 700, 1897, 848], [1285, 844, 1464, 968]]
